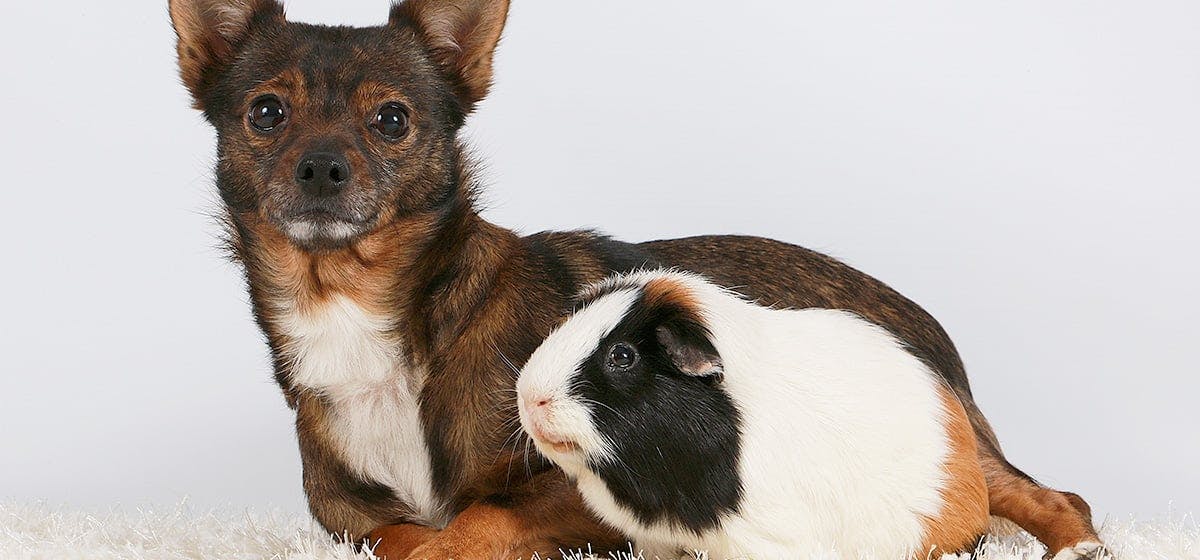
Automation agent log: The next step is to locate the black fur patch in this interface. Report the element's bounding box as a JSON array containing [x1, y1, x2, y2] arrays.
[[525, 234, 579, 301], [587, 235, 661, 273], [571, 288, 742, 534]]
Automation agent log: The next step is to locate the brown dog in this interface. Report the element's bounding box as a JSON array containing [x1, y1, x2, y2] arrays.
[[168, 0, 1105, 558]]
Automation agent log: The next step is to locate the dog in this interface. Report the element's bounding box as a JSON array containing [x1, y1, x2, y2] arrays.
[[168, 0, 1105, 558]]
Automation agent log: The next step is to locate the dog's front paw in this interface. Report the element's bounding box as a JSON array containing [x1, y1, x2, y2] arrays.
[[366, 523, 439, 560], [1047, 541, 1111, 560], [404, 539, 482, 560]]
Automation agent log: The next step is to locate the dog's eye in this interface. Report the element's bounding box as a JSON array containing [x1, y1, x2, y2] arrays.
[[608, 343, 638, 370], [373, 102, 410, 140], [248, 96, 287, 131]]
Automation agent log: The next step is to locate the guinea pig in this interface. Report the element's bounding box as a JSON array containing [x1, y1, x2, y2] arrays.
[[515, 269, 990, 559]]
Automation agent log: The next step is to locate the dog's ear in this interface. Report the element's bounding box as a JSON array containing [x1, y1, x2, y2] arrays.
[[390, 0, 510, 112], [169, 0, 285, 107]]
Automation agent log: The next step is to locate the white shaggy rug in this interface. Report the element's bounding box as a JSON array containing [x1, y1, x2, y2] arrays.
[[1, 501, 1195, 560]]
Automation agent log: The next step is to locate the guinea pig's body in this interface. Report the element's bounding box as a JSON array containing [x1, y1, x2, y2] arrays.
[[516, 270, 990, 559]]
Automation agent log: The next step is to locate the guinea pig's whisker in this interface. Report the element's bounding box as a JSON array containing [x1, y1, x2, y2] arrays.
[[565, 398, 648, 481], [569, 378, 595, 392], [495, 423, 524, 458], [487, 383, 519, 396], [495, 414, 522, 431], [499, 425, 528, 490], [523, 436, 534, 478], [579, 396, 629, 426], [599, 436, 647, 481], [492, 345, 522, 376]]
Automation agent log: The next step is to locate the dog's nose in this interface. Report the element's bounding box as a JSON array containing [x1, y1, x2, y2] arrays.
[[295, 152, 350, 197]]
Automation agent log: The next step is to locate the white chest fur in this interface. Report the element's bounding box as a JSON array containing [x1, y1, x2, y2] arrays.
[[277, 295, 447, 527]]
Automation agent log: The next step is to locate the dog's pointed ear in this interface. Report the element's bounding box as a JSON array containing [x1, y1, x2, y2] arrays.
[[169, 0, 285, 107], [656, 323, 724, 382], [390, 0, 510, 112]]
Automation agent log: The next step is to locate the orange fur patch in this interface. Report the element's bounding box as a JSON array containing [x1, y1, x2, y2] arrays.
[[920, 387, 991, 555], [244, 213, 431, 316], [641, 276, 703, 317], [366, 523, 439, 560], [984, 454, 1099, 552]]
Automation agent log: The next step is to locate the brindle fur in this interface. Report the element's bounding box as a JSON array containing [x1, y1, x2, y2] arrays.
[[169, 0, 1102, 557]]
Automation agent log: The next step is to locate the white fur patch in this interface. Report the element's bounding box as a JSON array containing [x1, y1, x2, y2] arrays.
[[283, 220, 361, 246], [277, 295, 446, 527], [522, 270, 959, 559]]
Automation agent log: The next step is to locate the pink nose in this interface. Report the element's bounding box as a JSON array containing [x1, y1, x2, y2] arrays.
[[523, 397, 552, 428]]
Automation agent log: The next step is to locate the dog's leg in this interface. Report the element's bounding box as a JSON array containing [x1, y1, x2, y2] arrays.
[[398, 503, 567, 560], [366, 523, 439, 560], [400, 470, 624, 560], [967, 402, 1107, 559]]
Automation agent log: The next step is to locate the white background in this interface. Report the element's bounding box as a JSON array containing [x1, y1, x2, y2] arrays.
[[1, 1, 1196, 521]]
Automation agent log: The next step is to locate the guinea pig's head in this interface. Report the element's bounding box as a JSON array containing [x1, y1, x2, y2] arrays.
[[516, 271, 743, 531]]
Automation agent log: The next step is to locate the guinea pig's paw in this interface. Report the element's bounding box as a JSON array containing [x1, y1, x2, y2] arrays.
[[1046, 541, 1111, 560]]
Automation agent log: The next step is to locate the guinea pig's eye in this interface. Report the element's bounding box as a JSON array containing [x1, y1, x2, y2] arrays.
[[248, 95, 287, 131], [607, 343, 638, 370], [372, 102, 410, 140]]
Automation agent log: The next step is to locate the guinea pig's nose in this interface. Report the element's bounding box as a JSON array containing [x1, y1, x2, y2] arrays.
[[524, 395, 552, 412]]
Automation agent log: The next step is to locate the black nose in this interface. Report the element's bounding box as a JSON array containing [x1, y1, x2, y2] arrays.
[[295, 152, 350, 197]]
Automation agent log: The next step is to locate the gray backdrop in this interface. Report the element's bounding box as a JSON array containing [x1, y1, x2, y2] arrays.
[[2, 1, 1196, 520]]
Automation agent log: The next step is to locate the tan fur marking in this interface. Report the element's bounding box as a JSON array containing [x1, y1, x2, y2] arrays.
[[404, 503, 524, 560], [398, 470, 623, 560], [984, 454, 1099, 553], [245, 213, 430, 316], [642, 276, 703, 316], [920, 387, 990, 556], [242, 69, 307, 133], [366, 523, 439, 560]]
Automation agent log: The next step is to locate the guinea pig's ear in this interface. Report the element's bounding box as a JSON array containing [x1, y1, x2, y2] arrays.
[[656, 323, 724, 382]]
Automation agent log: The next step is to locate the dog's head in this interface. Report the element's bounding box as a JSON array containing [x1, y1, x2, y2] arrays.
[[170, 0, 507, 251]]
